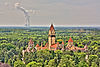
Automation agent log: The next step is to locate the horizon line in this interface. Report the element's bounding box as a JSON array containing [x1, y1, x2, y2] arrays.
[[0, 25, 100, 27]]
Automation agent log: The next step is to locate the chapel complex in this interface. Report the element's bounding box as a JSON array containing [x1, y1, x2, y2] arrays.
[[22, 24, 88, 56]]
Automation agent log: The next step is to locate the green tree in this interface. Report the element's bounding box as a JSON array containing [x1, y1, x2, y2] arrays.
[[91, 62, 98, 67], [48, 59, 57, 67], [89, 55, 98, 66], [26, 61, 42, 67], [58, 55, 75, 67], [58, 58, 75, 67], [78, 61, 89, 67], [14, 60, 25, 67], [36, 49, 52, 63]]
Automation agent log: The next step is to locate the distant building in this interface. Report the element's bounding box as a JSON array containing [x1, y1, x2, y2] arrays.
[[34, 24, 64, 51], [66, 37, 88, 51], [22, 24, 88, 57], [22, 39, 36, 57]]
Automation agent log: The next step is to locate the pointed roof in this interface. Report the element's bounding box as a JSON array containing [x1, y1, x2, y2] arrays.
[[57, 42, 59, 44], [84, 45, 87, 49], [62, 41, 64, 45], [29, 39, 34, 44], [36, 44, 40, 47], [68, 37, 73, 42], [50, 24, 54, 31]]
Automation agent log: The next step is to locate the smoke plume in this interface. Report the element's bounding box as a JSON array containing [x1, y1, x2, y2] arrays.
[[15, 3, 30, 27]]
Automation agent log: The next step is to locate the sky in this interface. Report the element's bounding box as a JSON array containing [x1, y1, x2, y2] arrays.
[[0, 0, 100, 26]]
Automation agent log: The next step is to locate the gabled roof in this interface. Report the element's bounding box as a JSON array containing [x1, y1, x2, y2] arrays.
[[50, 24, 54, 31], [68, 37, 73, 42]]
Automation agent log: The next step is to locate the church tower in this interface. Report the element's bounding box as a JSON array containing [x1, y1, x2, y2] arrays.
[[48, 24, 56, 49]]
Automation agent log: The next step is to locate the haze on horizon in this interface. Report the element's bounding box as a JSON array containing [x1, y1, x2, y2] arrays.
[[0, 0, 100, 26]]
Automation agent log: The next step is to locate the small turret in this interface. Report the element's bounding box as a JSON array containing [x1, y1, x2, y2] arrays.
[[62, 41, 64, 45], [50, 24, 54, 31], [68, 37, 73, 42], [68, 37, 73, 46]]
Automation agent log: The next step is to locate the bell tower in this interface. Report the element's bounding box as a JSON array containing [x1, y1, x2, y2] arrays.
[[48, 24, 56, 49]]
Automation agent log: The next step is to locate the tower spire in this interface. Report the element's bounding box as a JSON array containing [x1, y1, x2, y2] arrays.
[[50, 24, 54, 31], [48, 24, 56, 50]]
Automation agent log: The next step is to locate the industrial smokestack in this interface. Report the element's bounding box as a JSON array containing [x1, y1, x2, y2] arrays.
[[15, 3, 30, 27]]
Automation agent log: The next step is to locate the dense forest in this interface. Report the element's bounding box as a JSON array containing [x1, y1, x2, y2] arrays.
[[0, 27, 100, 67]]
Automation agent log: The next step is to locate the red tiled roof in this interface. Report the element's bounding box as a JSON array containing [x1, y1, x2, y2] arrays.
[[36, 44, 40, 47], [57, 42, 59, 44], [75, 47, 85, 50], [68, 37, 73, 42], [38, 46, 47, 50], [50, 44, 57, 48], [42, 47, 47, 49], [50, 24, 54, 31], [38, 47, 41, 50], [29, 39, 33, 44], [62, 41, 64, 45]]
